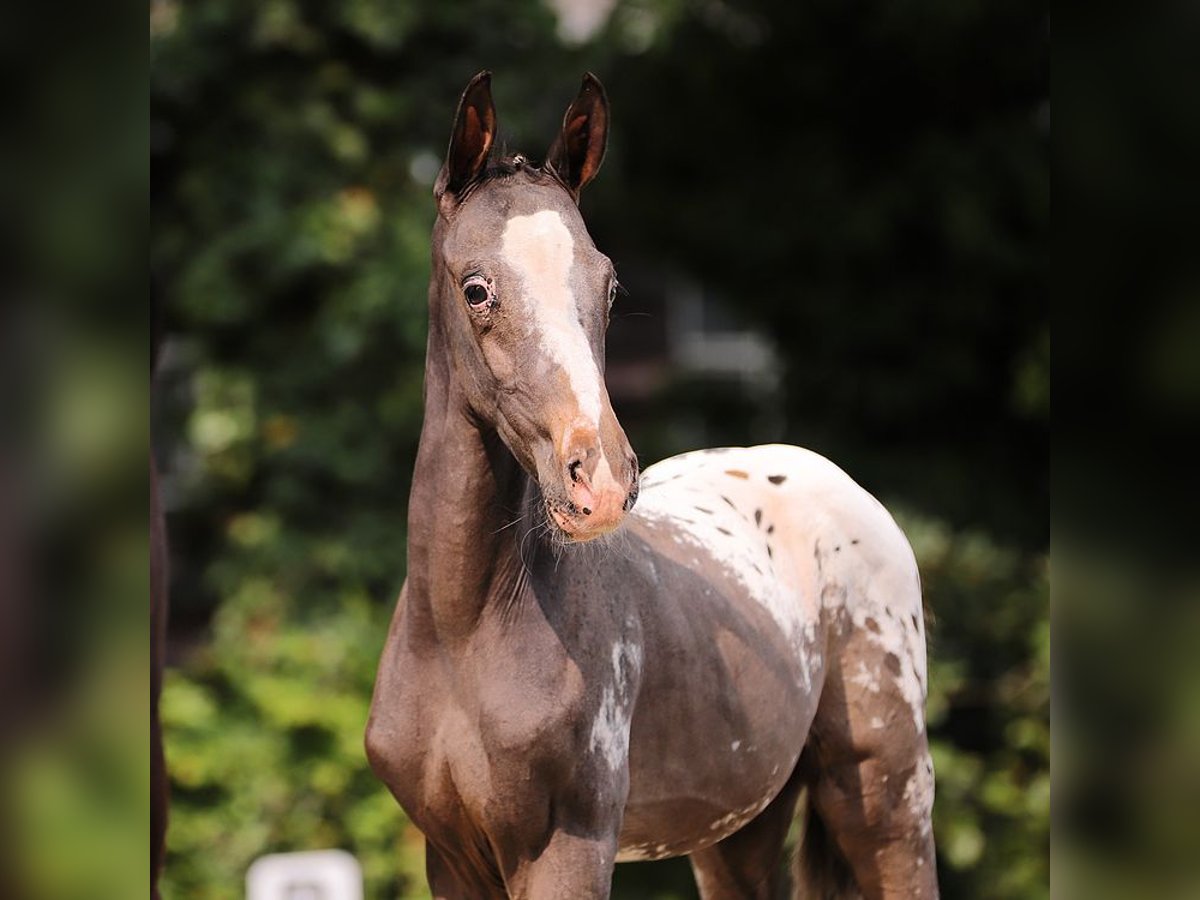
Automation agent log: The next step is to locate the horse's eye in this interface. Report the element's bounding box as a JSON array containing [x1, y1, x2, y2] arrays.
[[607, 282, 618, 307], [463, 276, 493, 309]]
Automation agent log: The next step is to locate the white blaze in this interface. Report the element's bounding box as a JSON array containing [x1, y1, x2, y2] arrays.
[[501, 210, 602, 426]]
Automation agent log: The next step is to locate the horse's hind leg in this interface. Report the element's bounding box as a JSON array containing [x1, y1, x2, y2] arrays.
[[688, 765, 805, 899], [797, 616, 939, 899]]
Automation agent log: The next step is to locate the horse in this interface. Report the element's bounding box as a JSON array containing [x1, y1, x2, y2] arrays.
[[365, 72, 939, 900]]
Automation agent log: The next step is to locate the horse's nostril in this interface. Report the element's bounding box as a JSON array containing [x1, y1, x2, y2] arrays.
[[568, 459, 583, 483]]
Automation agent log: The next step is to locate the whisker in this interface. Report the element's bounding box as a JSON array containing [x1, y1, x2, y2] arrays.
[[492, 514, 525, 536], [518, 516, 540, 579]]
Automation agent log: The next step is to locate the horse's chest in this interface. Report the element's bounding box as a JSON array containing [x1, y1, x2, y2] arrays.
[[377, 630, 599, 839]]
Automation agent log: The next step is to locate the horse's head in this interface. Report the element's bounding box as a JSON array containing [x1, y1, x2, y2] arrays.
[[428, 72, 638, 542]]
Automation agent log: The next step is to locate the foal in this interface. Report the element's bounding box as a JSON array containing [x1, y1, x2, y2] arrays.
[[366, 72, 939, 900]]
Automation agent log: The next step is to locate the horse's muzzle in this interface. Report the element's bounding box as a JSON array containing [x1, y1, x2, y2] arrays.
[[548, 430, 638, 541]]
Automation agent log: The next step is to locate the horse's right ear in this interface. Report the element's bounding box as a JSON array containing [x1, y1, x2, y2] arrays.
[[435, 71, 496, 208]]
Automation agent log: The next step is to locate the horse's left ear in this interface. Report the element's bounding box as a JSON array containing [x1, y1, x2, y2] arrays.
[[546, 73, 609, 201]]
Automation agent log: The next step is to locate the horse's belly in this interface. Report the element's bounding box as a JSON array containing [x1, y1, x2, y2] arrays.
[[612, 549, 821, 862], [616, 674, 813, 862]]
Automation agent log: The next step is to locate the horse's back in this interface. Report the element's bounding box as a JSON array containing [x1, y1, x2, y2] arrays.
[[636, 443, 912, 552], [632, 443, 920, 631]]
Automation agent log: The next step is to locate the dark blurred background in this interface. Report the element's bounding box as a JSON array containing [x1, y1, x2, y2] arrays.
[[151, 0, 1047, 897]]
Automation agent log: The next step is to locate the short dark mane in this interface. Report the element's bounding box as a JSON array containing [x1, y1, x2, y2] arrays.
[[447, 152, 569, 207], [479, 153, 566, 190]]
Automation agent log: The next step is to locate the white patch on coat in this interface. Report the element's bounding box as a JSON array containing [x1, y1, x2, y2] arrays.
[[903, 752, 936, 837], [614, 845, 653, 862], [615, 842, 674, 863], [704, 793, 775, 837], [501, 210, 601, 425], [589, 639, 642, 772], [850, 660, 882, 694], [617, 789, 779, 861], [731, 739, 741, 751]]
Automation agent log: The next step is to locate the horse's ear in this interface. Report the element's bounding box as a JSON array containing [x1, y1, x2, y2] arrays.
[[546, 73, 609, 201], [436, 71, 496, 206]]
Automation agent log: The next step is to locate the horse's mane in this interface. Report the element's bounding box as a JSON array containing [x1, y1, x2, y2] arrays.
[[447, 150, 568, 207], [480, 150, 566, 190]]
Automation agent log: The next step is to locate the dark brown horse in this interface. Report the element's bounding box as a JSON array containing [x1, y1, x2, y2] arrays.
[[366, 72, 938, 900]]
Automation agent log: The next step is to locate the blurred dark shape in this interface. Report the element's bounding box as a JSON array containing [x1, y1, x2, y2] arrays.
[[1056, 6, 1200, 897], [0, 0, 149, 895], [151, 409, 169, 899], [1057, 6, 1200, 565], [152, 267, 170, 900], [0, 379, 33, 900]]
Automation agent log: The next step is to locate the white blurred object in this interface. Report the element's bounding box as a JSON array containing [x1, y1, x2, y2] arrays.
[[246, 849, 363, 900], [545, 0, 618, 43], [667, 278, 780, 385]]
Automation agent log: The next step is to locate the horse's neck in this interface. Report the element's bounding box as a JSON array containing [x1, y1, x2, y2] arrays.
[[404, 337, 532, 643]]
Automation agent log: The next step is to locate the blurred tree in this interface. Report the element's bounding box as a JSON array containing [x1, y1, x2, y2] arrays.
[[588, 0, 1047, 548]]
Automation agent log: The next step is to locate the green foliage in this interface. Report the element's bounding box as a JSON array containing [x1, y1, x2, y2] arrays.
[[153, 0, 1046, 897], [161, 594, 428, 900], [901, 512, 1049, 898]]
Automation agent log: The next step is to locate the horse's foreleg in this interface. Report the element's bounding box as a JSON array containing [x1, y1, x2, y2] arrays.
[[424, 840, 508, 900], [688, 764, 805, 899], [505, 828, 619, 900]]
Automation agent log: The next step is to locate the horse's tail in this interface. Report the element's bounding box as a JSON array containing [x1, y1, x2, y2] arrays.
[[790, 789, 861, 900]]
